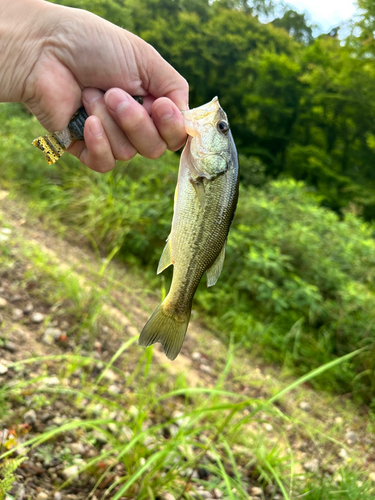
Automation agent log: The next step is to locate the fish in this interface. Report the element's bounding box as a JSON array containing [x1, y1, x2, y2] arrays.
[[139, 96, 239, 360], [32, 96, 143, 164]]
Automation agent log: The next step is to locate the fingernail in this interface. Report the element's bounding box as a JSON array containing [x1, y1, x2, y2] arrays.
[[154, 102, 174, 120], [89, 118, 103, 138], [105, 88, 130, 113], [83, 88, 102, 105]]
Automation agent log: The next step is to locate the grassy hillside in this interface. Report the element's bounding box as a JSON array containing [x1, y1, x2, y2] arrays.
[[0, 195, 374, 500]]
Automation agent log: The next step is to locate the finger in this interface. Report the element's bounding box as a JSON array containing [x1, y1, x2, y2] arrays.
[[67, 115, 115, 173], [105, 88, 167, 159], [152, 98, 186, 152], [129, 34, 189, 111], [82, 88, 137, 162]]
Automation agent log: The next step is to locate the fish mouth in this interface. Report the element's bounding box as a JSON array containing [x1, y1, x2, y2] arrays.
[[182, 97, 222, 137], [181, 96, 220, 119]]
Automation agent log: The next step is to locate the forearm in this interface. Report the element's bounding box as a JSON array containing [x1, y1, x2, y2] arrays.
[[0, 0, 54, 102]]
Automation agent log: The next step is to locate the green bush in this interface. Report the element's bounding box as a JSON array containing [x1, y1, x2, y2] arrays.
[[202, 180, 375, 397], [1, 103, 375, 401]]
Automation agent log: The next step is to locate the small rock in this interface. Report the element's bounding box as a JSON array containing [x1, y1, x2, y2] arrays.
[[338, 448, 348, 459], [94, 341, 102, 352], [23, 303, 33, 314], [54, 493, 62, 500], [52, 417, 66, 426], [108, 423, 118, 435], [192, 352, 201, 361], [70, 442, 85, 455], [0, 297, 7, 309], [334, 473, 343, 484], [196, 491, 212, 499], [40, 413, 53, 423], [90, 403, 104, 416], [108, 384, 121, 394], [42, 328, 55, 345], [9, 482, 25, 500], [36, 493, 49, 500], [162, 493, 176, 500], [325, 464, 336, 475], [42, 327, 63, 345], [162, 494, 176, 500], [12, 308, 23, 321], [102, 369, 118, 381], [200, 364, 211, 373], [334, 416, 343, 425], [299, 401, 311, 412], [10, 295, 21, 302], [1, 228, 12, 235], [265, 484, 275, 494], [172, 410, 190, 427], [250, 487, 263, 496], [3, 341, 17, 353], [46, 376, 60, 386], [23, 409, 37, 426], [345, 431, 357, 445], [197, 468, 210, 480], [303, 459, 319, 473], [93, 431, 108, 444], [128, 405, 139, 418], [31, 312, 45, 324], [0, 363, 8, 375], [263, 423, 273, 432], [369, 472, 375, 482], [293, 463, 305, 475], [61, 465, 80, 480], [121, 426, 133, 441], [213, 488, 223, 498]]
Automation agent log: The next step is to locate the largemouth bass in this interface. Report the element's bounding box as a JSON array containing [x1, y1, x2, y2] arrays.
[[32, 96, 143, 164], [139, 97, 239, 360]]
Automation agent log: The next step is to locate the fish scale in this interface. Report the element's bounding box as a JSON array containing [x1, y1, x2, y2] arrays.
[[139, 97, 239, 360]]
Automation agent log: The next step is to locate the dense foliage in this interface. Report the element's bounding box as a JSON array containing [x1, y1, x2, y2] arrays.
[[50, 0, 375, 218], [1, 103, 375, 402]]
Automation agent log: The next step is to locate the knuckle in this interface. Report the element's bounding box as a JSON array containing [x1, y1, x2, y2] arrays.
[[115, 145, 136, 162], [145, 142, 167, 159], [125, 111, 146, 134], [181, 77, 189, 95], [90, 156, 116, 173]]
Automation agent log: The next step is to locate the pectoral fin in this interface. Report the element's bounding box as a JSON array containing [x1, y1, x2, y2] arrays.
[[206, 241, 226, 287], [157, 237, 173, 274], [192, 179, 206, 209]]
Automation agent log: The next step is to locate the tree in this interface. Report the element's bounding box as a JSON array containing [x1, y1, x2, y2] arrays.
[[272, 10, 314, 44]]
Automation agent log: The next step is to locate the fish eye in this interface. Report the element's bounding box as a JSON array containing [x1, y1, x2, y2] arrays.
[[217, 120, 229, 135]]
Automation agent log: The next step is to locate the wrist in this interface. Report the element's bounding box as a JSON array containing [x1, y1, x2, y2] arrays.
[[0, 0, 55, 103]]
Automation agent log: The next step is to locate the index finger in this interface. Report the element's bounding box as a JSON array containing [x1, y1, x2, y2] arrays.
[[130, 34, 189, 111]]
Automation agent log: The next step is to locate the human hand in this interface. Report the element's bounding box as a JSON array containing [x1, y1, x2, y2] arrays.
[[0, 0, 188, 171]]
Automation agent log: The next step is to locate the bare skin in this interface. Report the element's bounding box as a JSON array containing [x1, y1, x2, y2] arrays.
[[0, 0, 188, 172]]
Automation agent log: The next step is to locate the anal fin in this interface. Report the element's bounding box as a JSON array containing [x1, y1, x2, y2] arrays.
[[206, 240, 226, 287]]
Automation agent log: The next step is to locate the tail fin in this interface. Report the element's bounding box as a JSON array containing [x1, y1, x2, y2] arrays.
[[32, 135, 65, 165], [139, 301, 191, 360]]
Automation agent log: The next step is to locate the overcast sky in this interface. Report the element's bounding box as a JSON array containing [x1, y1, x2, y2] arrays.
[[285, 0, 357, 32]]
